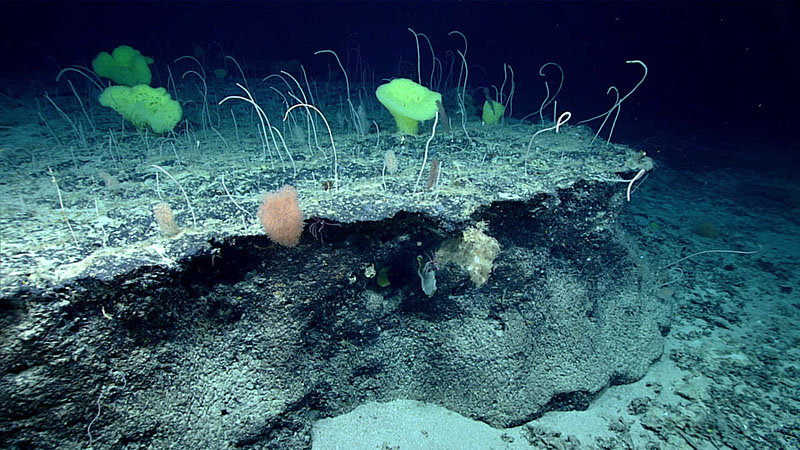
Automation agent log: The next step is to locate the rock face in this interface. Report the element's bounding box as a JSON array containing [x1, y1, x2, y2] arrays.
[[0, 182, 669, 449], [296, 181, 670, 430], [0, 119, 666, 448]]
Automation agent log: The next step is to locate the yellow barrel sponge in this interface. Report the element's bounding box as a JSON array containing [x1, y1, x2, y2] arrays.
[[482, 100, 505, 125], [376, 78, 442, 135], [92, 45, 153, 86], [99, 85, 182, 134]]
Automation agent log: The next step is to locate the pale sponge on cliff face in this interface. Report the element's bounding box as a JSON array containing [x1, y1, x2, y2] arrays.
[[438, 221, 501, 287]]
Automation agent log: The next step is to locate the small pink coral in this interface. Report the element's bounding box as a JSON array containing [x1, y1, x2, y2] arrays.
[[257, 185, 303, 247]]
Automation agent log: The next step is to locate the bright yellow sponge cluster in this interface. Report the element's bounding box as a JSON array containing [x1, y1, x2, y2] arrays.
[[99, 85, 182, 134], [92, 45, 153, 86]]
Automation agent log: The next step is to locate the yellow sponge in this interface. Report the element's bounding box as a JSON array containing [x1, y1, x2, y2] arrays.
[[99, 85, 182, 134], [482, 100, 505, 125], [376, 78, 442, 135], [92, 45, 153, 86]]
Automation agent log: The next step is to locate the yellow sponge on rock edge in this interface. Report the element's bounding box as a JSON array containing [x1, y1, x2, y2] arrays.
[[375, 78, 442, 135]]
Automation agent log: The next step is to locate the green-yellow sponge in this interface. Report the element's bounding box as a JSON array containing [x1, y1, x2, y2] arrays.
[[92, 45, 153, 87], [99, 85, 182, 134], [376, 78, 442, 135], [482, 100, 505, 125]]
